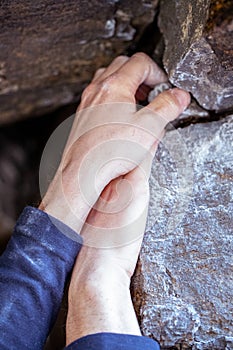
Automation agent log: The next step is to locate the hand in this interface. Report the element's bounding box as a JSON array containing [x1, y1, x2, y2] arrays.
[[60, 55, 190, 344], [39, 53, 190, 234], [66, 146, 158, 343], [77, 138, 158, 267]]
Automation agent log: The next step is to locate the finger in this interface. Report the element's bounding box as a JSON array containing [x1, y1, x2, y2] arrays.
[[147, 87, 191, 123], [99, 176, 123, 202], [132, 88, 190, 156], [136, 88, 190, 143], [128, 141, 160, 183], [114, 52, 167, 96], [94, 55, 129, 83], [92, 68, 106, 82]]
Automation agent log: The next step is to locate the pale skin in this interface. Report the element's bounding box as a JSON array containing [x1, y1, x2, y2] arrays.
[[39, 53, 190, 346]]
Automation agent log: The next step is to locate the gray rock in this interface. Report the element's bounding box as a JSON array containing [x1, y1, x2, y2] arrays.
[[132, 116, 233, 349], [0, 0, 158, 124], [158, 0, 233, 112]]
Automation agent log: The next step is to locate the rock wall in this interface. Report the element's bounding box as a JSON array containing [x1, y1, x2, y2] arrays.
[[1, 0, 232, 122], [0, 0, 158, 124], [159, 0, 233, 112], [132, 116, 233, 349]]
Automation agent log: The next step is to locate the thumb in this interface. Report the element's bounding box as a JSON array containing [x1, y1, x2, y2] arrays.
[[147, 87, 191, 123], [135, 87, 190, 144]]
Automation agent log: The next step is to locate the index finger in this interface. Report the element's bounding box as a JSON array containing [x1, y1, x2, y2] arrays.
[[114, 52, 167, 95]]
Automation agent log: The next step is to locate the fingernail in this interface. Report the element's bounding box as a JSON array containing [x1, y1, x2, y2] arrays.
[[170, 88, 191, 110]]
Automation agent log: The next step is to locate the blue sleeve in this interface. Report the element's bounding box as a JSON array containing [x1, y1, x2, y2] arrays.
[[0, 207, 160, 350], [65, 332, 160, 350], [0, 206, 82, 350]]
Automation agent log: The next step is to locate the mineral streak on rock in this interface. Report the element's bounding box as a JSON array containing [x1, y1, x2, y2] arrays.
[[159, 0, 233, 112], [132, 116, 233, 349], [0, 0, 158, 124]]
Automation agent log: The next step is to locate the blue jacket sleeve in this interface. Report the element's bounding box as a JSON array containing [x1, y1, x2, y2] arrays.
[[0, 206, 82, 350], [65, 332, 160, 350]]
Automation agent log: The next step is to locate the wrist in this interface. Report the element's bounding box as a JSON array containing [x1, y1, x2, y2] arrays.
[[39, 200, 85, 234], [70, 246, 132, 288], [39, 143, 112, 234], [39, 175, 91, 234]]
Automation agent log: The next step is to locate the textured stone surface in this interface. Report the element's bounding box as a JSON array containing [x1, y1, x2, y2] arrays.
[[0, 0, 158, 124], [132, 116, 233, 349], [159, 0, 233, 112]]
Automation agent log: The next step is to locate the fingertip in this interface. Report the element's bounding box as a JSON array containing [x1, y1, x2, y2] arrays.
[[141, 86, 191, 127], [116, 52, 169, 93], [170, 88, 191, 110]]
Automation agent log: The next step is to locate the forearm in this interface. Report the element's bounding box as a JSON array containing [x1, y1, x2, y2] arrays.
[[0, 206, 82, 350], [65, 245, 161, 350], [67, 276, 141, 344]]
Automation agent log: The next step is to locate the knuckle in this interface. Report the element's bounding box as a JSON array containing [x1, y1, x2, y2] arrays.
[[100, 74, 119, 91], [131, 52, 149, 62], [160, 91, 181, 111], [81, 83, 97, 99], [113, 55, 128, 63], [82, 74, 121, 101], [96, 67, 105, 75]]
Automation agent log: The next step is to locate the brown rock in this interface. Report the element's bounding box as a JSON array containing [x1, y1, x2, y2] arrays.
[[159, 0, 233, 112], [0, 0, 158, 124]]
